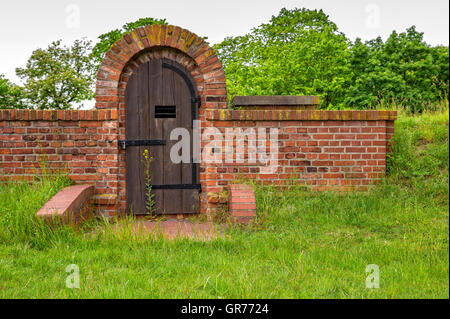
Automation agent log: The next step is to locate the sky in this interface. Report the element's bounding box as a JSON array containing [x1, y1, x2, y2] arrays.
[[0, 0, 448, 86]]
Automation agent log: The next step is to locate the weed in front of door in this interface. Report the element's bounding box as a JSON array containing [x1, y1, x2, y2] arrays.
[[142, 149, 157, 215]]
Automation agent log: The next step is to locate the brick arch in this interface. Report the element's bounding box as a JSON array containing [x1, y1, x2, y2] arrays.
[[95, 25, 228, 216], [95, 25, 228, 111], [118, 47, 205, 112]]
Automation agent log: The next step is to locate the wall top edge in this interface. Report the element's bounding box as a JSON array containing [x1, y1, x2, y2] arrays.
[[205, 109, 397, 121], [0, 109, 118, 121]]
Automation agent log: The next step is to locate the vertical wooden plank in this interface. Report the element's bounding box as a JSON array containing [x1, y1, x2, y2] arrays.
[[175, 65, 195, 214], [149, 59, 164, 214], [125, 71, 142, 214], [162, 61, 182, 214], [137, 62, 150, 214]]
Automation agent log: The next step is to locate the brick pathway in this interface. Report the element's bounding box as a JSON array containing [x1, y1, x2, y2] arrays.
[[132, 220, 224, 241]]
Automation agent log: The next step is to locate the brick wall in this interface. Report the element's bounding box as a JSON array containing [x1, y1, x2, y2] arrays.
[[0, 108, 397, 218], [201, 109, 396, 214], [0, 109, 119, 216], [0, 25, 397, 219]]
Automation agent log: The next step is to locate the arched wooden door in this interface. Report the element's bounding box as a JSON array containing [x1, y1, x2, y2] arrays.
[[123, 59, 201, 215]]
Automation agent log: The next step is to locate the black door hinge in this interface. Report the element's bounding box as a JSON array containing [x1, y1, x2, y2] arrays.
[[191, 97, 201, 106], [119, 140, 166, 150]]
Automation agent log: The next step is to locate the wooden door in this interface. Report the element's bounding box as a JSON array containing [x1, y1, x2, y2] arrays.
[[124, 59, 200, 215]]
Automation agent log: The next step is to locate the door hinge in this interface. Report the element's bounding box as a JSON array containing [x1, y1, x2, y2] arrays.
[[191, 97, 201, 106], [119, 140, 166, 150]]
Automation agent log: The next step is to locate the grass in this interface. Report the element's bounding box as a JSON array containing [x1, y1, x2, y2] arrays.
[[0, 172, 75, 249], [0, 107, 448, 298]]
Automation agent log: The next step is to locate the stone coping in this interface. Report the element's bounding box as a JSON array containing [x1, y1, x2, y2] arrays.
[[232, 96, 320, 106], [205, 109, 397, 121], [1, 108, 397, 122], [0, 109, 118, 121]]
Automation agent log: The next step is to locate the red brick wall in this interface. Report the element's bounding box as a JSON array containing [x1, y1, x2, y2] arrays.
[[0, 108, 397, 218], [0, 25, 397, 219], [0, 109, 119, 216], [201, 109, 397, 215]]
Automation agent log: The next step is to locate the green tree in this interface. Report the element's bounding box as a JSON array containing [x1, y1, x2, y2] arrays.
[[346, 27, 449, 111], [0, 75, 25, 109], [430, 45, 449, 101], [214, 8, 352, 108], [16, 39, 95, 110], [91, 17, 168, 69]]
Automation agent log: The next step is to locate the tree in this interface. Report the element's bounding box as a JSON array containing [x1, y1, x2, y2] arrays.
[[346, 27, 449, 111], [0, 74, 25, 109], [16, 39, 95, 110], [11, 17, 168, 110], [91, 17, 168, 69], [214, 8, 352, 108], [430, 45, 449, 101]]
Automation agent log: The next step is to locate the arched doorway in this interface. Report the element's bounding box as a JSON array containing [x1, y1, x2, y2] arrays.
[[124, 58, 201, 215]]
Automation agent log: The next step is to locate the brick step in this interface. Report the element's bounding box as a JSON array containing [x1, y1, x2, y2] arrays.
[[36, 185, 94, 225], [228, 184, 257, 224]]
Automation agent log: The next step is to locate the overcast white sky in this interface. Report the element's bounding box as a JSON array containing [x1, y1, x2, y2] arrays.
[[0, 0, 448, 86]]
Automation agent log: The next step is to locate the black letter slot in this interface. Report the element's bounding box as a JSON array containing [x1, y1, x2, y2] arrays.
[[155, 105, 176, 118]]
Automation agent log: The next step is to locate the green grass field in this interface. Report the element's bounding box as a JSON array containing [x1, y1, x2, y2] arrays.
[[0, 108, 448, 298]]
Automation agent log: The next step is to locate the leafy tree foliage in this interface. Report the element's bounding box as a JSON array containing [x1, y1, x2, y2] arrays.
[[215, 8, 449, 112], [346, 27, 449, 111], [16, 39, 95, 110], [214, 8, 352, 107], [8, 18, 168, 110], [91, 17, 168, 69], [0, 75, 25, 109], [3, 10, 448, 112]]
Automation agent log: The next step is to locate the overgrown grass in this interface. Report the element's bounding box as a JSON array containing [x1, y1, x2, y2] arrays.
[[388, 106, 449, 206], [0, 173, 75, 249], [0, 107, 448, 298]]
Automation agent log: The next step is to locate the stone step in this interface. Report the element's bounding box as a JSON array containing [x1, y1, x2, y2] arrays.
[[36, 185, 94, 225]]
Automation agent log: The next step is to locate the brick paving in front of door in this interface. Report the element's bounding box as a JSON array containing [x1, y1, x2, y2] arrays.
[[122, 220, 225, 241]]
